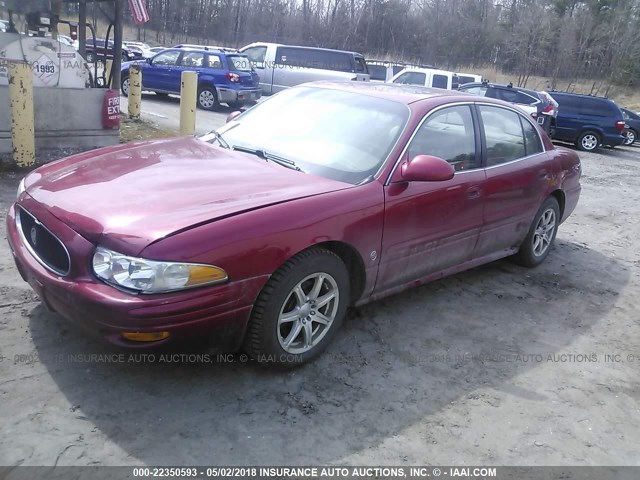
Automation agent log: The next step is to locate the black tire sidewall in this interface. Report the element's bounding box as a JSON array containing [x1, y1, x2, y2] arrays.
[[515, 197, 560, 267], [247, 249, 350, 366]]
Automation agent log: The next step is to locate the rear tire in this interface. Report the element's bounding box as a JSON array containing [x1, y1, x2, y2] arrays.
[[243, 248, 350, 367], [513, 197, 560, 268], [575, 130, 600, 152], [197, 86, 219, 111]]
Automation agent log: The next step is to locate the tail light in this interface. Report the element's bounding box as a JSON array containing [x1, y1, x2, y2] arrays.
[[615, 121, 626, 131], [226, 72, 240, 83], [541, 104, 555, 114]]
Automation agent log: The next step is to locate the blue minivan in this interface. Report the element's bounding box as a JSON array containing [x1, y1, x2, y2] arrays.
[[549, 92, 626, 152], [120, 46, 261, 110]]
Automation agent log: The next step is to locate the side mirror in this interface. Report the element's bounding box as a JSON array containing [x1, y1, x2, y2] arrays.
[[400, 155, 455, 182], [146, 57, 152, 64], [226, 111, 242, 123]]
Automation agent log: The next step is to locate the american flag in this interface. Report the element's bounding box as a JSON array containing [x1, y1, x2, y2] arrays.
[[128, 0, 150, 25]]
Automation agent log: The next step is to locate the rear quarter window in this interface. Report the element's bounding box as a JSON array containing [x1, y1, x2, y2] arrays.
[[579, 98, 616, 117]]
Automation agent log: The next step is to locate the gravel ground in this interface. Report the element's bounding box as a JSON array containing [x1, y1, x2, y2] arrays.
[[0, 144, 638, 467]]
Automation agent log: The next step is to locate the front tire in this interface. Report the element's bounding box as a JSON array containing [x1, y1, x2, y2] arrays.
[[197, 86, 219, 110], [576, 130, 600, 152], [513, 197, 560, 267], [624, 129, 636, 145], [244, 248, 350, 367]]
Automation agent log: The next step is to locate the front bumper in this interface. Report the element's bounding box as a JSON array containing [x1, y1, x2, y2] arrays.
[[6, 199, 266, 350], [216, 87, 262, 104]]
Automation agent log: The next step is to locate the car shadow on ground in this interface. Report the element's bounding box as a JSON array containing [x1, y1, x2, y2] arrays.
[[551, 141, 638, 158], [27, 239, 629, 464], [140, 92, 242, 112]]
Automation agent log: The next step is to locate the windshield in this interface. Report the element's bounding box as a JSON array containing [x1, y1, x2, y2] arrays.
[[213, 87, 409, 184]]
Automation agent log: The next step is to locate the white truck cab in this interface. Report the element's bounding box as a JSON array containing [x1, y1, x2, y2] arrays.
[[390, 67, 457, 90]]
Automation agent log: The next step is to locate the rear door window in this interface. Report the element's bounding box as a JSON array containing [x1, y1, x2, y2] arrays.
[[368, 65, 387, 81], [478, 105, 527, 166], [432, 74, 449, 89], [206, 54, 223, 69]]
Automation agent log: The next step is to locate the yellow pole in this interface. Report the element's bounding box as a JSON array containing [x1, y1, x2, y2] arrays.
[[180, 71, 197, 135], [8, 62, 35, 167], [128, 64, 142, 120]]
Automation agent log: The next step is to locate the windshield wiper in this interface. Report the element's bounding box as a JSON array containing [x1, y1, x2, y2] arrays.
[[232, 145, 302, 172], [208, 130, 230, 149]]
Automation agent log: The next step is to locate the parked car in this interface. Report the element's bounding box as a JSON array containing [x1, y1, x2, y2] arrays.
[[148, 46, 167, 54], [390, 67, 458, 90], [120, 47, 261, 109], [8, 82, 581, 365], [620, 108, 640, 145], [549, 91, 626, 151], [239, 42, 370, 94], [366, 60, 407, 82], [124, 41, 153, 59], [0, 19, 9, 32], [85, 39, 134, 63], [456, 72, 482, 86], [458, 82, 557, 135]]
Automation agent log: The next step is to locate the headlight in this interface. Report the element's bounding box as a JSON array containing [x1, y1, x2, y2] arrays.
[[17, 178, 26, 198], [92, 246, 228, 294]]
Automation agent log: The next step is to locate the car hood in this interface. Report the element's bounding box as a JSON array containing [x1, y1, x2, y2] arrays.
[[24, 136, 352, 255]]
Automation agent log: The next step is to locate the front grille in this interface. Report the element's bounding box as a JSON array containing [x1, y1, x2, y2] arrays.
[[16, 206, 71, 276]]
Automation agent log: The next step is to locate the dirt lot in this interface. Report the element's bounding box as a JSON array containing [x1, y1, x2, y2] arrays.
[[0, 144, 638, 467]]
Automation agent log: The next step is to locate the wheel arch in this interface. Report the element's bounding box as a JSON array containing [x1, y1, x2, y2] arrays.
[[549, 189, 565, 219], [312, 240, 367, 305]]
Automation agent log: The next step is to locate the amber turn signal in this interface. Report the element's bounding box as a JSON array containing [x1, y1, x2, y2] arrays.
[[122, 331, 170, 342]]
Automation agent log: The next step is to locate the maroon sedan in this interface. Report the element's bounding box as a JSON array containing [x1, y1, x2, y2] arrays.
[[7, 82, 581, 365]]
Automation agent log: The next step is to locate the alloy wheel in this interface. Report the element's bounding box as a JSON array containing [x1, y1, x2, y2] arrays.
[[532, 208, 556, 257], [277, 273, 339, 354], [581, 134, 598, 151]]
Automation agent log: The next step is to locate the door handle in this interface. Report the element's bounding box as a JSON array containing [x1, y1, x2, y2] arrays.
[[466, 186, 482, 199]]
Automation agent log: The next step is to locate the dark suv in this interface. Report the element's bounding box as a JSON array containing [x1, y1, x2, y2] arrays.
[[85, 39, 134, 63], [458, 82, 556, 135], [549, 92, 626, 152], [120, 47, 261, 109]]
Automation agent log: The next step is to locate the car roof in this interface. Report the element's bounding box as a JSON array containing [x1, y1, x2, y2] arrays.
[[242, 42, 363, 56], [399, 67, 454, 75], [304, 81, 473, 104], [549, 91, 613, 100], [461, 81, 540, 95], [173, 46, 243, 55]]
